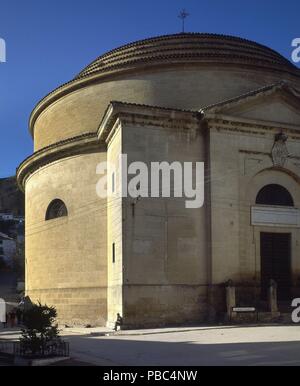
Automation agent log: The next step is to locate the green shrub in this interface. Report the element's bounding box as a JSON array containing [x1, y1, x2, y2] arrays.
[[20, 302, 60, 356]]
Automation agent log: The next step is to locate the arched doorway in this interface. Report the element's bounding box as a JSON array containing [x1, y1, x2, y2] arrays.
[[256, 184, 293, 300]]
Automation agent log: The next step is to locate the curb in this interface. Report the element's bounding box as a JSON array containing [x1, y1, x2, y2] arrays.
[[14, 356, 70, 366]]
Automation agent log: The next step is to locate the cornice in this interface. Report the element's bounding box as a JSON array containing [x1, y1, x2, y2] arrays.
[[205, 113, 300, 138], [201, 81, 300, 113], [17, 132, 102, 192], [19, 103, 202, 191], [20, 99, 300, 192], [239, 149, 300, 161], [30, 60, 300, 138], [98, 101, 202, 143]]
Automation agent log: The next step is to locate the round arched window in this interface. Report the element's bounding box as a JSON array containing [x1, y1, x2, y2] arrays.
[[45, 199, 68, 220], [256, 184, 294, 207]]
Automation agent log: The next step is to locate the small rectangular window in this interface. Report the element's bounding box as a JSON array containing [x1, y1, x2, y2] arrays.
[[112, 243, 115, 264], [112, 173, 115, 193]]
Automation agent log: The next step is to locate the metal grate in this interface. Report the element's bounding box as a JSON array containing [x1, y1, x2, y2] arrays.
[[13, 339, 69, 359]]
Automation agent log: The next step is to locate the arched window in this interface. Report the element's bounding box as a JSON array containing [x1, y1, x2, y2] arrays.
[[256, 184, 294, 207], [45, 199, 68, 221]]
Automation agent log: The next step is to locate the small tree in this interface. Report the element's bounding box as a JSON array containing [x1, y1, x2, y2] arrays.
[[20, 302, 60, 357]]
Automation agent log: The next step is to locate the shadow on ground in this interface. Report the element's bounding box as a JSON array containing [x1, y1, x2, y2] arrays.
[[61, 329, 300, 366], [1, 325, 300, 366]]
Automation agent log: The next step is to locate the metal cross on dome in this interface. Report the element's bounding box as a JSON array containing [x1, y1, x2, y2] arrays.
[[178, 9, 189, 33]]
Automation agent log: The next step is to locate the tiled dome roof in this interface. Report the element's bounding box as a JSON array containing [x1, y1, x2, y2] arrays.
[[76, 33, 298, 79]]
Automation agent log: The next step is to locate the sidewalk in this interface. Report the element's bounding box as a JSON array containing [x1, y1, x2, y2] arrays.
[[60, 324, 228, 337], [0, 323, 287, 340]]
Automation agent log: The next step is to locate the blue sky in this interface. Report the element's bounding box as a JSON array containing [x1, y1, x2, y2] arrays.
[[0, 0, 299, 178]]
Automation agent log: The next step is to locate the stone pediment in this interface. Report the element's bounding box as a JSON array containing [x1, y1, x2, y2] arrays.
[[201, 82, 300, 127]]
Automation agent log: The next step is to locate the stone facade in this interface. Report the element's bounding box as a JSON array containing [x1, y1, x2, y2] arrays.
[[17, 33, 300, 327], [24, 152, 107, 326]]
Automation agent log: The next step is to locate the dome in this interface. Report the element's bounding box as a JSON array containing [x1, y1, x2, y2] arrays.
[[76, 33, 298, 80], [29, 33, 300, 151]]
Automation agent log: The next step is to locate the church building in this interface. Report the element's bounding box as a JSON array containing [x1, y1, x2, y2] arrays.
[[17, 33, 300, 327]]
